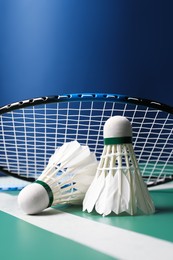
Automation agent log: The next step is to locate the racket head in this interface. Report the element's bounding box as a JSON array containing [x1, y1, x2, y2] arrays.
[[0, 93, 173, 187]]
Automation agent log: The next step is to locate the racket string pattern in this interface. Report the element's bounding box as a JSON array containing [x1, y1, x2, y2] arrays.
[[0, 94, 173, 186]]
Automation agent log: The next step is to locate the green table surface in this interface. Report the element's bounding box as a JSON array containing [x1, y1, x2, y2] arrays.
[[0, 210, 115, 260], [0, 188, 173, 259], [59, 189, 173, 243]]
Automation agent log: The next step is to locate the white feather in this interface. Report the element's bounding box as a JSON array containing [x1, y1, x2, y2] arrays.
[[129, 146, 155, 214], [112, 170, 131, 215], [82, 173, 105, 213], [18, 141, 98, 214], [83, 145, 110, 213], [94, 172, 114, 215]]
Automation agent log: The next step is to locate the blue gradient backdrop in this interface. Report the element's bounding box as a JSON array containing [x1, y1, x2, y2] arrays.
[[0, 0, 173, 106]]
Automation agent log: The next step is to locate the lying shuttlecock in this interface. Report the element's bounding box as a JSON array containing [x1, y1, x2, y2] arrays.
[[83, 116, 155, 216], [18, 141, 98, 214]]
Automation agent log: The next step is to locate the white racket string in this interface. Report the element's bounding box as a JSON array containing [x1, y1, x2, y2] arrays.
[[148, 113, 170, 182], [11, 111, 20, 175], [33, 106, 37, 178], [85, 101, 94, 148], [158, 127, 173, 179], [22, 108, 29, 176], [141, 110, 160, 176], [54, 103, 59, 151], [0, 115, 10, 173]]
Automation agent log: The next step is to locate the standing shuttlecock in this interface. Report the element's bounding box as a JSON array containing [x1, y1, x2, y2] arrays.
[[18, 141, 98, 214], [83, 116, 155, 216]]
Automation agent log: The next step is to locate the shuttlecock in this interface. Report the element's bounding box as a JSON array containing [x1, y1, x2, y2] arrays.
[[83, 116, 155, 216], [18, 141, 98, 214]]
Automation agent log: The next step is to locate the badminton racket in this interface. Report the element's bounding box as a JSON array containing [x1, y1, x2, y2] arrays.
[[0, 93, 173, 188]]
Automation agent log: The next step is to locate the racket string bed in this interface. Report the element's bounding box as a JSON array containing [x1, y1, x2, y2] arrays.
[[0, 93, 173, 188]]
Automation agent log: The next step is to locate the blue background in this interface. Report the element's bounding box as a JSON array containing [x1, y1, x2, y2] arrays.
[[0, 0, 173, 106]]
